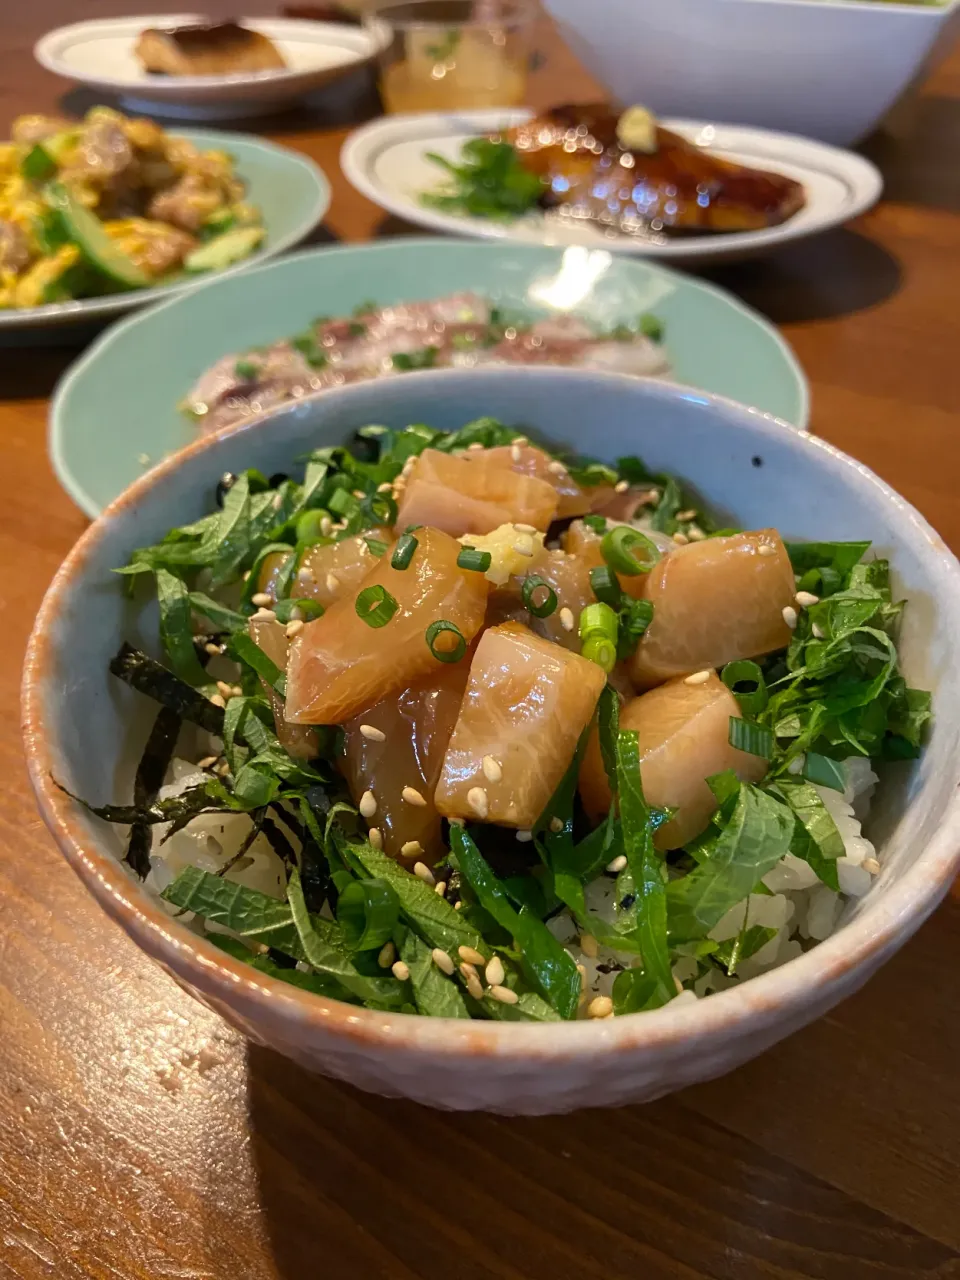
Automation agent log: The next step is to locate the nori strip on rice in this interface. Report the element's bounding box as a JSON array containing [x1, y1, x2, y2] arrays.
[[109, 642, 225, 735], [125, 704, 181, 879]]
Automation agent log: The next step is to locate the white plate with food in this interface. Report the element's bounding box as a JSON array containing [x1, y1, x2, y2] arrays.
[[341, 104, 884, 265], [35, 14, 390, 120], [0, 108, 329, 333]]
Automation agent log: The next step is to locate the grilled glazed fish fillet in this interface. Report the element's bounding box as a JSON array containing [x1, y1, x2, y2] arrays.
[[135, 22, 286, 75], [506, 104, 805, 234]]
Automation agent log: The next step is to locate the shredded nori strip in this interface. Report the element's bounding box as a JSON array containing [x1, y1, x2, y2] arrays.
[[261, 812, 299, 872], [125, 705, 181, 879], [110, 642, 225, 735], [63, 781, 226, 831], [218, 808, 267, 877]]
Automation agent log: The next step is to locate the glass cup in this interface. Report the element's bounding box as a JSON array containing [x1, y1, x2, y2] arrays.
[[365, 0, 532, 113]]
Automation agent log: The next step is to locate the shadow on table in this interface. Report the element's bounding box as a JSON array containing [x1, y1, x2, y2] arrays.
[[862, 95, 960, 215], [704, 227, 903, 327]]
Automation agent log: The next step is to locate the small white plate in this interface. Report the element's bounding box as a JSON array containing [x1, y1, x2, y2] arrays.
[[35, 14, 389, 120], [341, 109, 884, 265]]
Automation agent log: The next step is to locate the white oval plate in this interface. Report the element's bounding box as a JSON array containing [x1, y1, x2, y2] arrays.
[[341, 109, 884, 266], [35, 14, 389, 120]]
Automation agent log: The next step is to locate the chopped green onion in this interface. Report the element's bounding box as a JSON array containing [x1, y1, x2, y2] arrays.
[[639, 313, 664, 343], [295, 510, 332, 545], [457, 547, 492, 573], [392, 533, 419, 570], [589, 565, 622, 609], [802, 753, 847, 793], [361, 491, 398, 528], [521, 575, 557, 618], [234, 359, 258, 381], [336, 877, 400, 952], [355, 585, 398, 629], [582, 514, 607, 534], [728, 717, 775, 760], [364, 536, 388, 558], [600, 526, 660, 576], [328, 487, 359, 517], [721, 660, 768, 715], [579, 602, 618, 672], [404, 523, 422, 534], [579, 601, 618, 643], [582, 636, 616, 673], [426, 619, 467, 663], [273, 597, 323, 624]]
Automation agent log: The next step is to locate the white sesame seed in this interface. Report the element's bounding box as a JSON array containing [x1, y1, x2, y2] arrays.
[[516, 829, 533, 843], [392, 960, 410, 981], [434, 880, 447, 896], [242, 570, 252, 582], [512, 435, 528, 446], [285, 619, 304, 638], [467, 786, 489, 819], [215, 761, 231, 776], [863, 857, 881, 875], [209, 693, 226, 708], [757, 543, 776, 558], [465, 973, 484, 1000], [812, 623, 825, 640], [325, 573, 340, 594], [368, 827, 383, 850], [684, 670, 712, 686], [454, 900, 463, 910], [253, 607, 276, 621], [795, 590, 820, 607], [559, 606, 575, 632], [782, 605, 798, 629], [512, 536, 535, 557], [251, 592, 272, 607], [197, 755, 218, 769], [231, 685, 243, 698], [510, 444, 522, 463], [319, 515, 333, 537], [606, 854, 628, 874], [413, 860, 435, 884], [401, 785, 427, 806], [482, 755, 502, 783], [676, 508, 697, 522], [352, 489, 365, 500], [467, 441, 484, 451], [401, 840, 424, 859], [460, 962, 478, 982], [377, 482, 392, 493], [549, 816, 564, 834], [587, 995, 614, 1019], [359, 790, 377, 818], [513, 522, 537, 534], [489, 984, 518, 1005], [672, 531, 689, 545], [547, 460, 567, 476], [579, 933, 599, 958], [359, 723, 386, 742], [485, 956, 505, 987], [204, 642, 221, 656], [271, 492, 284, 510], [216, 680, 234, 698], [432, 948, 455, 975], [687, 526, 706, 541], [378, 941, 396, 969], [614, 479, 629, 494], [459, 945, 486, 966]]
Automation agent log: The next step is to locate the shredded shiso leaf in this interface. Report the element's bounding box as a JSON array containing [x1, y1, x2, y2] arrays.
[[72, 418, 930, 1020]]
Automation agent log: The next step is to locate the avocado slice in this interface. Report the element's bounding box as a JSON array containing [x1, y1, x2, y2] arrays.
[[185, 225, 264, 274], [46, 180, 152, 291]]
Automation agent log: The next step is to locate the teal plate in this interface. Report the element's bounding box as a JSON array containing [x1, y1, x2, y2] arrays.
[[51, 238, 808, 515], [0, 128, 329, 336]]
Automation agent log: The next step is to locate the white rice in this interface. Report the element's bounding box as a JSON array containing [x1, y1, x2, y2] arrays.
[[144, 751, 881, 1015]]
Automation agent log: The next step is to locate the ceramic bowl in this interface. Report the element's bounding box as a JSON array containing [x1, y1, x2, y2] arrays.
[[23, 369, 960, 1114], [543, 0, 960, 146]]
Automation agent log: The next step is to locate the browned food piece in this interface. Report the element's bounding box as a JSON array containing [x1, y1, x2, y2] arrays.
[[506, 103, 805, 235], [248, 615, 318, 760], [396, 448, 559, 537], [435, 621, 607, 829], [341, 663, 470, 864], [579, 673, 767, 848], [480, 444, 592, 519], [284, 527, 489, 725], [135, 22, 286, 76], [628, 530, 796, 688]]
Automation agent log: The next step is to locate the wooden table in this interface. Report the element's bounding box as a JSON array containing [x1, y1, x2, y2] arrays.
[[2, 5, 959, 1277]]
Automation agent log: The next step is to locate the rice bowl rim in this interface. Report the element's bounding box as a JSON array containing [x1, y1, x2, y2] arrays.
[[23, 368, 960, 1061]]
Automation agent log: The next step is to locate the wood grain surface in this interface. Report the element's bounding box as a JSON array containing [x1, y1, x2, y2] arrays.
[[1, 4, 959, 1277]]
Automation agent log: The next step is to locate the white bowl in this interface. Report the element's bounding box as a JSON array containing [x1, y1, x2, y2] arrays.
[[543, 0, 960, 145], [23, 369, 960, 1113]]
